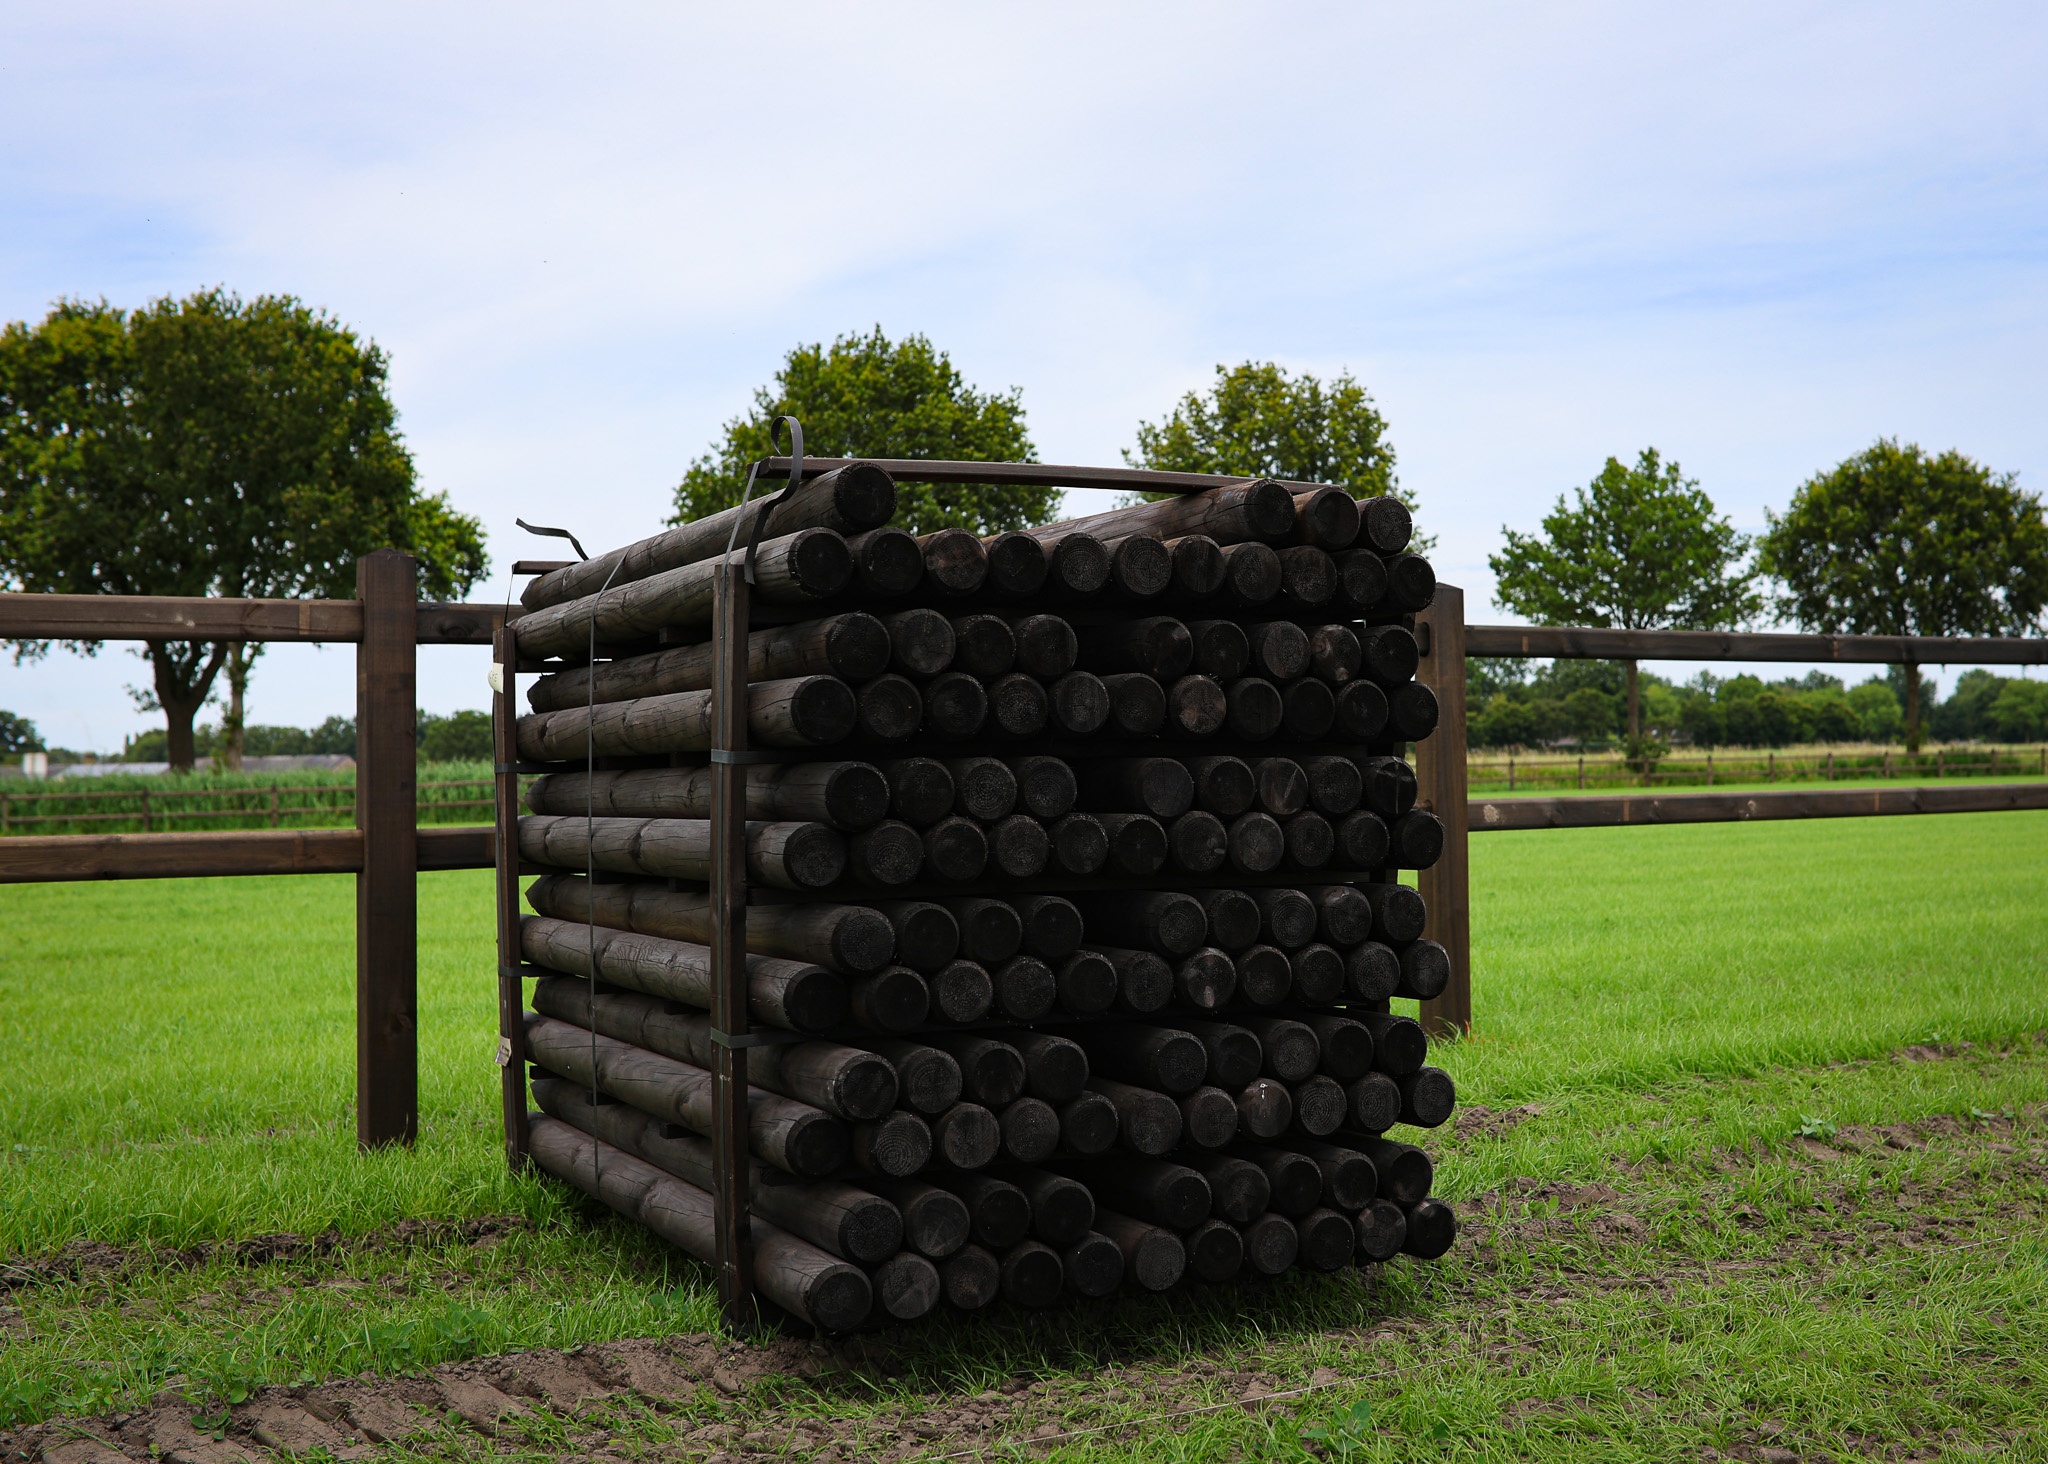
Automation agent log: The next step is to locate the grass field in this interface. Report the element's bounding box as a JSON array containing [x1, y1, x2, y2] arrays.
[[3, 809, 2046, 1458]]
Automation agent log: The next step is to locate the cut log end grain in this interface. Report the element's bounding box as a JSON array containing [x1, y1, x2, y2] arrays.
[[983, 532, 1050, 599], [1398, 938, 1451, 1000], [854, 675, 922, 742], [1309, 884, 1373, 946], [882, 608, 956, 677], [1010, 1168, 1095, 1247], [1346, 942, 1401, 1003], [1165, 535, 1226, 597], [993, 955, 1057, 1022], [1333, 548, 1390, 615], [1108, 534, 1173, 599], [1186, 755, 1255, 817], [1291, 1075, 1347, 1137], [1389, 682, 1440, 741], [1234, 1079, 1294, 1140], [1081, 616, 1192, 680], [1178, 1086, 1240, 1148], [1045, 534, 1112, 595], [946, 1174, 1031, 1250], [1056, 950, 1117, 1015], [848, 526, 925, 598], [1224, 677, 1283, 741], [1244, 1147, 1323, 1218], [859, 1039, 963, 1116], [1242, 1213, 1300, 1276], [1063, 1232, 1125, 1297], [1346, 1073, 1402, 1134], [1184, 1152, 1270, 1225], [871, 899, 959, 972], [1049, 813, 1110, 876], [988, 814, 1051, 878], [1257, 887, 1317, 949], [1185, 620, 1251, 681], [1048, 672, 1111, 735], [832, 1194, 909, 1266], [1289, 944, 1345, 1004], [1084, 1077, 1182, 1156], [870, 1251, 942, 1321], [1277, 546, 1338, 610], [1390, 810, 1444, 871], [1221, 542, 1283, 604], [1079, 756, 1194, 819], [1360, 625, 1420, 686], [849, 821, 924, 887], [935, 1034, 1027, 1107], [1010, 1030, 1089, 1103], [1175, 948, 1238, 1011], [1010, 614, 1078, 677], [767, 822, 851, 889], [1280, 677, 1337, 740], [1401, 1197, 1457, 1259], [1399, 1066, 1458, 1128], [1180, 1020, 1261, 1090], [788, 1046, 900, 1123], [1357, 495, 1414, 556], [1235, 944, 1293, 1007], [1000, 1240, 1065, 1308], [1200, 888, 1262, 952], [1227, 812, 1284, 874], [852, 1110, 936, 1179], [1096, 1212, 1187, 1292], [1007, 755, 1078, 819], [923, 671, 989, 739], [1298, 1207, 1358, 1272], [1336, 811, 1391, 870], [933, 1103, 1002, 1170], [1298, 1140, 1378, 1211], [1165, 675, 1229, 739], [1355, 1198, 1408, 1262], [1384, 552, 1437, 613], [1167, 810, 1229, 873], [1102, 672, 1167, 738], [1308, 624, 1362, 685], [1351, 1136, 1432, 1204], [848, 967, 930, 1034], [1015, 893, 1084, 960], [922, 815, 989, 882], [985, 672, 1050, 738], [948, 614, 1017, 679], [882, 758, 954, 827], [1251, 757, 1308, 817], [1336, 680, 1390, 740], [784, 527, 859, 599], [1308, 1016, 1375, 1082], [928, 959, 994, 1025], [1247, 622, 1310, 682], [1281, 811, 1335, 870], [920, 528, 991, 596], [1250, 1018, 1320, 1082], [999, 1097, 1061, 1164], [1100, 812, 1168, 875], [1366, 882, 1428, 944], [1185, 1218, 1246, 1282], [947, 896, 1023, 963], [1057, 1091, 1120, 1155], [1292, 486, 1361, 551], [939, 1243, 1001, 1308]]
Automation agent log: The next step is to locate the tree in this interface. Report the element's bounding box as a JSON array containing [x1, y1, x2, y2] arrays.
[[1847, 678, 1905, 743], [1991, 680, 2048, 742], [1490, 448, 1759, 748], [0, 709, 40, 755], [0, 289, 487, 769], [673, 328, 1049, 536], [1124, 361, 1411, 529], [1758, 439, 2048, 753]]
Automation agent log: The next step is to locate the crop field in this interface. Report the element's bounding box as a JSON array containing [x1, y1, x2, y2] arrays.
[[3, 811, 2046, 1461]]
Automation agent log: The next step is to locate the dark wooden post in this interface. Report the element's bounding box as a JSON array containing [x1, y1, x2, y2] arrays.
[[709, 560, 755, 1325], [355, 549, 419, 1147], [492, 620, 529, 1168], [1415, 585, 1472, 1038]]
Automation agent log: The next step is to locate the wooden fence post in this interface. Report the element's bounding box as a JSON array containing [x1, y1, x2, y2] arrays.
[[1415, 586, 1472, 1039], [710, 559, 756, 1326], [492, 621, 530, 1170], [355, 549, 419, 1149]]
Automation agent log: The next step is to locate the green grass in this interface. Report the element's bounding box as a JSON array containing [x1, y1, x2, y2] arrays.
[[2, 809, 2046, 1451], [0, 760, 497, 835]]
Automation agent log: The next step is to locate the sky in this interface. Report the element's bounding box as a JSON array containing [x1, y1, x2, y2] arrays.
[[3, 2, 2045, 753]]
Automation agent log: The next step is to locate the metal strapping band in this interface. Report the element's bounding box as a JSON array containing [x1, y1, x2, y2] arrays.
[[709, 748, 781, 765], [498, 964, 543, 979], [495, 761, 550, 774], [709, 1028, 808, 1049]]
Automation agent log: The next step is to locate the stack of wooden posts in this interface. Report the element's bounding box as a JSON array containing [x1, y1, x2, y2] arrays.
[[505, 462, 1458, 1332]]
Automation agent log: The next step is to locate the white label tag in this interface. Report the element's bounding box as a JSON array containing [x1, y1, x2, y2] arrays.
[[495, 1036, 513, 1067], [487, 662, 505, 694]]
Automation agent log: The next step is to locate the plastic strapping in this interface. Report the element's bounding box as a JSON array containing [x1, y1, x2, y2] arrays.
[[729, 414, 805, 585]]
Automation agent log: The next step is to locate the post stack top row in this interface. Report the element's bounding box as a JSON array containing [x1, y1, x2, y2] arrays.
[[502, 461, 1459, 1333]]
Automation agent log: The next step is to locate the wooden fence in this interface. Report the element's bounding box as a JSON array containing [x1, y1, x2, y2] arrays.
[[1470, 745, 2048, 793], [0, 777, 494, 833], [5, 548, 2047, 1148]]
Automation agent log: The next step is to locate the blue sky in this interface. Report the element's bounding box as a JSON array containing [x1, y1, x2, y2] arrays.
[[3, 3, 2044, 751]]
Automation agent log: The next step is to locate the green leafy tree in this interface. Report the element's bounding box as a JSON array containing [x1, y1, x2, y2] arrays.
[[1124, 361, 1410, 529], [0, 289, 487, 770], [1758, 438, 2048, 752], [1848, 678, 1905, 743], [672, 328, 1049, 536], [1490, 448, 1759, 748], [0, 710, 40, 755], [417, 709, 492, 762], [1991, 679, 2048, 741]]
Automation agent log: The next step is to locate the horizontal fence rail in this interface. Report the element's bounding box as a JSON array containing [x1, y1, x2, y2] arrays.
[[1466, 623, 2048, 666], [1469, 746, 2048, 792], [0, 778, 494, 833], [0, 825, 494, 881], [1470, 781, 2048, 831], [0, 592, 503, 645]]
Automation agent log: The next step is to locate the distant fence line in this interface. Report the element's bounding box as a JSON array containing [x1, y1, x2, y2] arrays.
[[1469, 744, 2048, 794], [0, 777, 496, 835]]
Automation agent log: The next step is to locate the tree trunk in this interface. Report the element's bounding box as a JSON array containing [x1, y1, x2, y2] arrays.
[[149, 640, 229, 772], [1625, 657, 1640, 751], [220, 644, 259, 771], [1904, 662, 1923, 753]]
